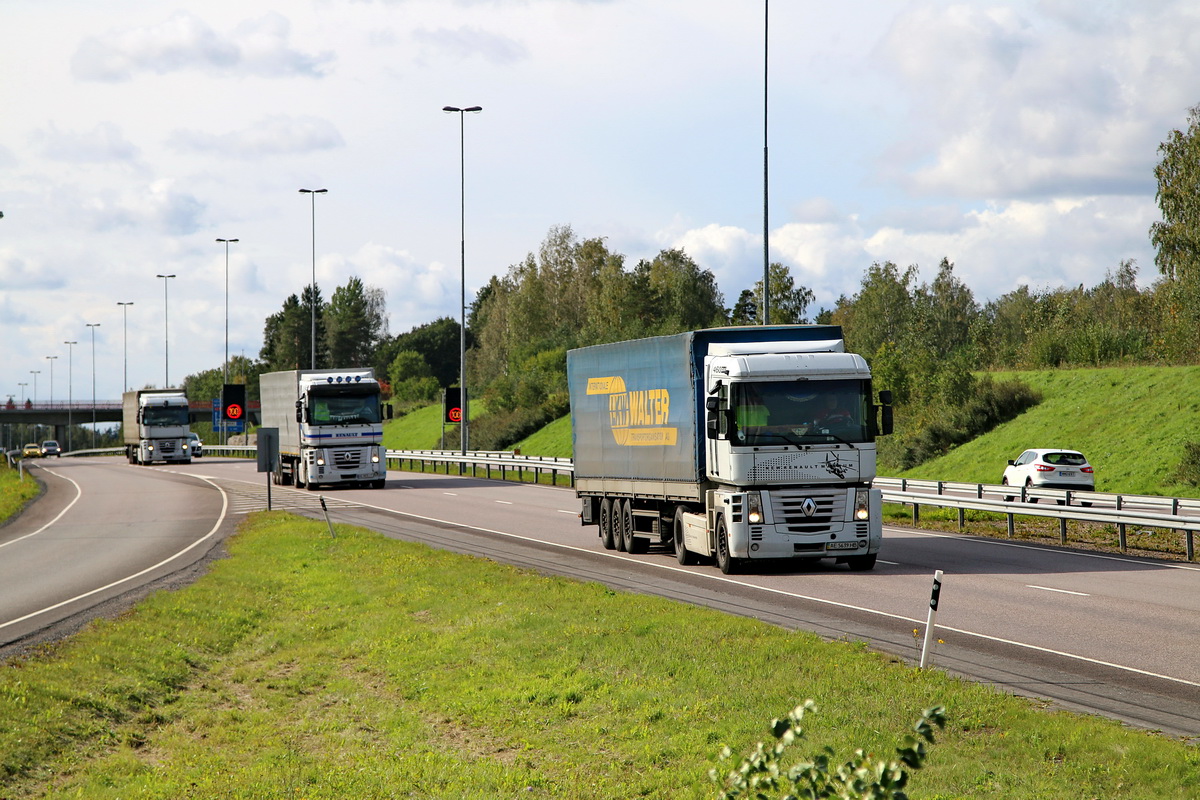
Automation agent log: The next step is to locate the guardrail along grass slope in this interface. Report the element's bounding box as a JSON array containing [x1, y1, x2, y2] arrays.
[[897, 366, 1200, 498]]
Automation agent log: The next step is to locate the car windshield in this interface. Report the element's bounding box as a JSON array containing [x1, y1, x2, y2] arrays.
[[1043, 452, 1087, 466], [308, 390, 381, 425], [142, 405, 190, 426], [730, 379, 871, 446]]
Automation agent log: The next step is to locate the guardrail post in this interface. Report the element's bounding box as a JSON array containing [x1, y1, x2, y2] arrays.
[[1188, 531, 1195, 562], [1059, 517, 1067, 546], [1116, 495, 1126, 551], [912, 503, 920, 526], [1006, 512, 1014, 538], [976, 484, 983, 499], [957, 507, 965, 531], [937, 481, 944, 495]]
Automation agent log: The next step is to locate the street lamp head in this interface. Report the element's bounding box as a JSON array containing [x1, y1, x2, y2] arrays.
[[156, 274, 176, 279], [299, 188, 327, 194], [118, 301, 134, 307], [64, 341, 77, 346], [216, 238, 239, 243], [443, 105, 482, 113]]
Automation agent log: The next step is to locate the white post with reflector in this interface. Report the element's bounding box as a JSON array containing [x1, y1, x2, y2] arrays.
[[919, 570, 943, 669]]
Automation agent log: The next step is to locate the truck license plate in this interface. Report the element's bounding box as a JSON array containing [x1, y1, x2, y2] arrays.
[[827, 541, 860, 551]]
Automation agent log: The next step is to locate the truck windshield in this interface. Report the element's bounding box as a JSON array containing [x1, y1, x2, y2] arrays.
[[731, 379, 871, 446], [142, 406, 190, 426], [309, 392, 382, 425]]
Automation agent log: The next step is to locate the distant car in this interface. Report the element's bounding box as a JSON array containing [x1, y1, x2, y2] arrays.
[[1002, 448, 1094, 503], [21, 443, 41, 458], [40, 440, 61, 458], [186, 433, 203, 458]]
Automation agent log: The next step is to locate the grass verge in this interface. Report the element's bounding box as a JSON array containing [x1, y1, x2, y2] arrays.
[[0, 462, 42, 526], [2, 513, 1197, 798]]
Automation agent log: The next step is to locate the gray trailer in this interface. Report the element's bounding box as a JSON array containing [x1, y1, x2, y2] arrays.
[[567, 325, 892, 573]]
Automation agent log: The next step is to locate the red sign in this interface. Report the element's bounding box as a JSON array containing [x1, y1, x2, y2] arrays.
[[226, 403, 244, 420], [447, 407, 462, 423]]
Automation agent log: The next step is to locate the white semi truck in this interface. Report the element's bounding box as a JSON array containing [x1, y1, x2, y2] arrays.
[[122, 389, 193, 465], [567, 325, 893, 574], [260, 369, 390, 490]]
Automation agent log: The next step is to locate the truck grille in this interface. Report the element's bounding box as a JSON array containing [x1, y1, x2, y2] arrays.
[[159, 440, 177, 454], [771, 490, 845, 534], [333, 450, 362, 470]]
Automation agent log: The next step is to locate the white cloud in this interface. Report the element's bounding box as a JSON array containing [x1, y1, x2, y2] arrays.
[[32, 122, 141, 164], [71, 10, 331, 82], [412, 26, 528, 65], [168, 116, 345, 158]]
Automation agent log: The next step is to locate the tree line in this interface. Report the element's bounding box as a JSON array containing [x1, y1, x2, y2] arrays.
[[180, 104, 1200, 470]]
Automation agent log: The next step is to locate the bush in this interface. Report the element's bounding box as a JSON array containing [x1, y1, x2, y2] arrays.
[[1174, 441, 1200, 486], [710, 701, 946, 800]]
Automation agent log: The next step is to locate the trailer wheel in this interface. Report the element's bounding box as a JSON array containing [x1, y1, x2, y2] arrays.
[[599, 498, 616, 550], [714, 516, 736, 575], [674, 509, 696, 565], [616, 499, 631, 553]]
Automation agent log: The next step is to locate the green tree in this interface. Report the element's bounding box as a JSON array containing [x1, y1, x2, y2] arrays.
[[730, 289, 758, 325], [387, 350, 440, 406], [1150, 103, 1200, 282], [643, 247, 727, 333], [751, 262, 815, 324], [325, 276, 388, 368]]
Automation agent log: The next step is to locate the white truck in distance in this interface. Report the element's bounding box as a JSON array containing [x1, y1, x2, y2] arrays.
[[260, 369, 391, 490], [567, 325, 893, 574], [122, 389, 193, 465]]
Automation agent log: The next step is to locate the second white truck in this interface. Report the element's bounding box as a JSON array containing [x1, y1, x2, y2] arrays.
[[123, 389, 193, 465], [260, 369, 391, 490]]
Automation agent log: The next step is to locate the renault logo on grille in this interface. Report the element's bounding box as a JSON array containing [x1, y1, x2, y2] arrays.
[[801, 497, 817, 517]]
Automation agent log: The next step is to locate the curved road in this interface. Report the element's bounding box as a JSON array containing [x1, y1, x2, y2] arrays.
[[4, 457, 1198, 740]]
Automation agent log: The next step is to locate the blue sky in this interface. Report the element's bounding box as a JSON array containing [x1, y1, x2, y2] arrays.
[[2, 0, 1197, 402]]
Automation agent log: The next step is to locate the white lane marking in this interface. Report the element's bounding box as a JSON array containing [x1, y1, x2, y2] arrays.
[[495, 500, 513, 505], [192, 472, 1200, 690], [878, 559, 900, 565], [443, 492, 458, 496], [557, 509, 577, 515], [0, 465, 83, 549], [885, 524, 1200, 572], [0, 469, 230, 633], [1028, 585, 1090, 596]]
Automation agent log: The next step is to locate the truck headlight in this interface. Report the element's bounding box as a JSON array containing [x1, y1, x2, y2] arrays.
[[316, 456, 326, 466], [371, 452, 380, 463], [747, 492, 764, 524], [854, 489, 870, 521]]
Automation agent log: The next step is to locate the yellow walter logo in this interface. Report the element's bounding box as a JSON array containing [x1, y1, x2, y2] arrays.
[[589, 377, 677, 447]]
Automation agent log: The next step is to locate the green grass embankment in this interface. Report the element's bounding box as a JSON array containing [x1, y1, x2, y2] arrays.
[[2, 512, 1196, 798], [901, 366, 1200, 497], [0, 462, 42, 526]]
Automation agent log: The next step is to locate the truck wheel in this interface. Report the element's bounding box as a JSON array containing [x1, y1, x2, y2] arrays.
[[599, 498, 616, 550], [674, 510, 696, 565], [627, 506, 648, 554], [294, 466, 305, 489], [847, 553, 877, 571], [715, 516, 736, 575], [616, 499, 631, 553]]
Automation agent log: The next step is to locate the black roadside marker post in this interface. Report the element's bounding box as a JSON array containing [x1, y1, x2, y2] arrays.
[[919, 570, 943, 669]]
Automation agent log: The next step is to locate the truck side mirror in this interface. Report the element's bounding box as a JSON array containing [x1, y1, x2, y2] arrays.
[[881, 405, 893, 436], [384, 403, 393, 420], [879, 390, 893, 405], [295, 399, 303, 424]]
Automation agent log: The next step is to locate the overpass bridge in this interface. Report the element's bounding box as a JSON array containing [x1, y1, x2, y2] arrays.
[[0, 400, 261, 440]]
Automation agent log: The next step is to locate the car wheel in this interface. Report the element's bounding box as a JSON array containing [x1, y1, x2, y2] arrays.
[[1001, 477, 1013, 503], [1025, 478, 1037, 503]]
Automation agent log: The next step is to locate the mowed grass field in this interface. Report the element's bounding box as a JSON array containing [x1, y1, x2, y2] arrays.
[[1, 512, 1197, 798]]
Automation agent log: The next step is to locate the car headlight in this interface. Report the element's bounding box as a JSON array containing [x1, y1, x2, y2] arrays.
[[854, 489, 870, 521], [747, 492, 764, 524]]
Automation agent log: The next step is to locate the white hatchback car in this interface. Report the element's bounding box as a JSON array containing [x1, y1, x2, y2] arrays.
[[1002, 448, 1094, 501]]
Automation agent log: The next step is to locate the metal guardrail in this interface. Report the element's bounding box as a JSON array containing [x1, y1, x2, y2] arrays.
[[874, 477, 1198, 560], [386, 449, 574, 486]]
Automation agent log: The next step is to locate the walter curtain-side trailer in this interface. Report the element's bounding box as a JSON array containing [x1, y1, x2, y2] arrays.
[[567, 326, 892, 574]]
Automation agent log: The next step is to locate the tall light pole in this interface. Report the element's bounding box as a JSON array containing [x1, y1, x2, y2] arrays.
[[156, 274, 175, 386], [762, 0, 771, 325], [117, 302, 134, 391], [216, 239, 239, 385], [86, 323, 100, 448], [63, 340, 77, 451], [45, 355, 57, 407], [29, 370, 39, 406], [298, 189, 327, 370], [216, 239, 239, 446], [443, 104, 482, 455]]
